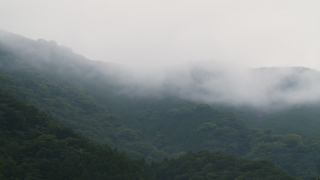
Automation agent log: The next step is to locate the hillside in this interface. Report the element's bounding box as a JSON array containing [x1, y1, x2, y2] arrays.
[[142, 150, 299, 180], [1, 30, 320, 179], [0, 91, 148, 180], [0, 90, 300, 180]]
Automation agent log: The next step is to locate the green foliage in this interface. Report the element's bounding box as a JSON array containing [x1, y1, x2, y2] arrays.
[[0, 44, 148, 156], [152, 134, 166, 149], [258, 105, 320, 144], [2, 30, 320, 179], [282, 134, 303, 147], [0, 90, 296, 180], [197, 122, 217, 132], [142, 150, 298, 180], [195, 103, 211, 111], [248, 132, 312, 179], [0, 91, 148, 180], [117, 126, 139, 141]]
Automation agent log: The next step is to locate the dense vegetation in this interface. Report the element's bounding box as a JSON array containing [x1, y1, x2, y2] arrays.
[[141, 150, 299, 180], [0, 91, 147, 180], [0, 91, 298, 179], [1, 30, 320, 179]]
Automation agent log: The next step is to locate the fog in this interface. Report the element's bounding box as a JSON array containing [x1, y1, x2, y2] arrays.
[[2, 0, 320, 111], [110, 62, 320, 110], [1, 29, 320, 111], [1, 0, 320, 70]]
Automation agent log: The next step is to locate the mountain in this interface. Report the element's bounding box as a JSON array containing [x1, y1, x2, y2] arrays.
[[0, 80, 299, 180], [1, 30, 320, 179]]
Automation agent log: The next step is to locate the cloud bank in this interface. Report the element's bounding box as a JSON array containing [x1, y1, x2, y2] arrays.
[[111, 61, 320, 110], [1, 29, 320, 111]]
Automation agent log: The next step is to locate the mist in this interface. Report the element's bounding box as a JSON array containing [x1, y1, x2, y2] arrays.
[[108, 61, 320, 111], [1, 29, 320, 112], [1, 0, 320, 70]]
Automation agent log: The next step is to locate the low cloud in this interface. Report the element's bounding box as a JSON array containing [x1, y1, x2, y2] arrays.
[[1, 30, 320, 112], [110, 61, 320, 111]]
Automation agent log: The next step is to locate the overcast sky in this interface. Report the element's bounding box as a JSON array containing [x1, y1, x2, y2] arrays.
[[1, 0, 320, 69]]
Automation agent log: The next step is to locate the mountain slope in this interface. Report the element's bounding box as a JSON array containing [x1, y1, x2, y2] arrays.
[[0, 91, 300, 179], [0, 91, 148, 180], [2, 30, 320, 179], [142, 150, 299, 180]]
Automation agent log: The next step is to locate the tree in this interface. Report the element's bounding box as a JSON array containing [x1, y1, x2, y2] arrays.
[[0, 162, 2, 177], [197, 122, 217, 133], [282, 134, 303, 148]]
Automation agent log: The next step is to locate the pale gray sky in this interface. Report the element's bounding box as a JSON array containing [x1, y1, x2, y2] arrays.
[[1, 0, 320, 69]]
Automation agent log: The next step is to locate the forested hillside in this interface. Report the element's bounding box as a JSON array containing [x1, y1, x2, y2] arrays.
[[1, 30, 320, 179], [0, 91, 148, 180], [0, 91, 299, 180], [140, 150, 299, 180]]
